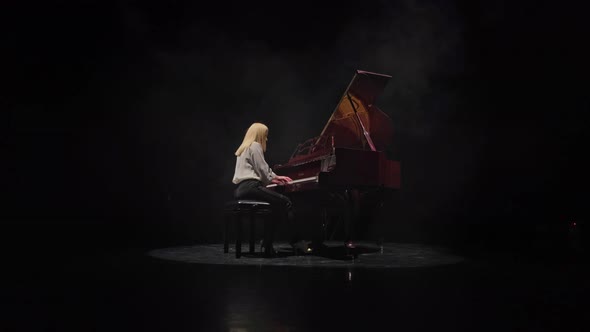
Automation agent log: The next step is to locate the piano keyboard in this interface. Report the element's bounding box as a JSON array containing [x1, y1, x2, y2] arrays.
[[266, 176, 319, 188]]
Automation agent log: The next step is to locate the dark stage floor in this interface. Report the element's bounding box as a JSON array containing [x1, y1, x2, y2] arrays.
[[3, 241, 589, 331]]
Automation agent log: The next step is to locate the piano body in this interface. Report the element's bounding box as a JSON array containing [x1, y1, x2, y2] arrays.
[[267, 70, 401, 245]]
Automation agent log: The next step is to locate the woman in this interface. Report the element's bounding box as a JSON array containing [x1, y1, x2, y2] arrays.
[[232, 122, 312, 256]]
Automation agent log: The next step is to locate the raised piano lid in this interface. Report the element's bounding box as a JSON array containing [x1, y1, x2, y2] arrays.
[[315, 70, 394, 152]]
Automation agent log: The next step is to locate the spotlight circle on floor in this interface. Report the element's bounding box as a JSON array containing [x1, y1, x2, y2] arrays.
[[147, 241, 465, 268]]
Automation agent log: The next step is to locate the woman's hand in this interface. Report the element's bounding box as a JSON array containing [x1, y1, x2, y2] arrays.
[[271, 175, 293, 185]]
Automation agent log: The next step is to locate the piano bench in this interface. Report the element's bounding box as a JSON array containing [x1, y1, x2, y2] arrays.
[[223, 200, 273, 258]]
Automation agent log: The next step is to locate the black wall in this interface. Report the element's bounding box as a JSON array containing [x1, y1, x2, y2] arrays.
[[2, 0, 588, 253]]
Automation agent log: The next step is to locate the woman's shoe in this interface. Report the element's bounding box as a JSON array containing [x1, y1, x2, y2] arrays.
[[290, 240, 313, 255]]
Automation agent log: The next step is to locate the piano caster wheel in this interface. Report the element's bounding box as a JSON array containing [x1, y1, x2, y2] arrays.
[[344, 241, 357, 260]]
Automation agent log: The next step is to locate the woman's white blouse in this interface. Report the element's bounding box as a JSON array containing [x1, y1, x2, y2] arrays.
[[232, 142, 276, 185]]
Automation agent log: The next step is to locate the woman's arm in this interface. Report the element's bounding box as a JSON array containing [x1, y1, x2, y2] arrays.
[[250, 142, 292, 185], [249, 142, 276, 185]]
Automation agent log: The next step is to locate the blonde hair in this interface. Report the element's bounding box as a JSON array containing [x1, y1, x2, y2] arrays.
[[235, 122, 268, 156]]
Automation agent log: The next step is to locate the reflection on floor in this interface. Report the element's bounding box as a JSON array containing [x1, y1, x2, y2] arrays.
[[3, 242, 589, 331]]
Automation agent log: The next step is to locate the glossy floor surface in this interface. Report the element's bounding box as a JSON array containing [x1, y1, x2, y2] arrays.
[[4, 243, 589, 331]]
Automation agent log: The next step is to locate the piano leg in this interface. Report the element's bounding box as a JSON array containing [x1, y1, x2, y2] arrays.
[[320, 207, 328, 242], [343, 189, 361, 257], [343, 191, 352, 248], [344, 190, 360, 243]]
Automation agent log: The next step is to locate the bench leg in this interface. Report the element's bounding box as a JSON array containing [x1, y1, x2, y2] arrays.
[[235, 215, 242, 258], [249, 210, 256, 254]]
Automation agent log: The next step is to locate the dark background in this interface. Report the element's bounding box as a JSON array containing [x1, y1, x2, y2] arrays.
[[2, 0, 589, 254]]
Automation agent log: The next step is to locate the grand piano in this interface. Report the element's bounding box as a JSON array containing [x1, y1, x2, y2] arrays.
[[267, 70, 401, 247]]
